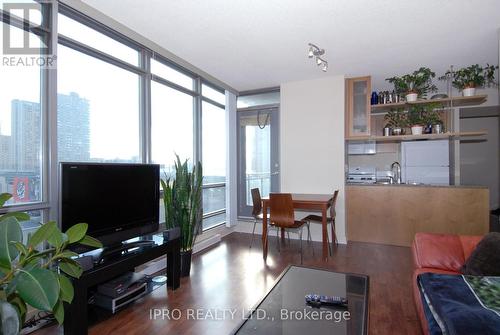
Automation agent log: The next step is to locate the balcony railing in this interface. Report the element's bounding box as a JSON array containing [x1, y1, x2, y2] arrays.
[[245, 173, 271, 206]]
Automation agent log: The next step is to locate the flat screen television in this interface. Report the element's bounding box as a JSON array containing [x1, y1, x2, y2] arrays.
[[60, 163, 160, 248]]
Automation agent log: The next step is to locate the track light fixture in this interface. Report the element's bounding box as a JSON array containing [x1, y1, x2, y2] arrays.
[[308, 47, 314, 58], [307, 43, 328, 72]]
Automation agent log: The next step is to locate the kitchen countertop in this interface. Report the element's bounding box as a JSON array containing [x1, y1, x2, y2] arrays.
[[346, 183, 488, 189]]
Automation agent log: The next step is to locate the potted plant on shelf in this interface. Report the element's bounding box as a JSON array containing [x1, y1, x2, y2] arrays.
[[421, 102, 444, 134], [0, 193, 102, 335], [408, 106, 425, 135], [386, 67, 438, 102], [384, 108, 408, 136], [439, 64, 498, 97], [161, 155, 203, 277]]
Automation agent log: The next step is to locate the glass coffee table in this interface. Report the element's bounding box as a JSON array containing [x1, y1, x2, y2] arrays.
[[232, 265, 369, 335]]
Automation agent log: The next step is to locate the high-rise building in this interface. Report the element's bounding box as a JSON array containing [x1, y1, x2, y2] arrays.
[[2, 94, 90, 202], [0, 134, 11, 170], [7, 93, 91, 170], [11, 99, 41, 172], [57, 92, 90, 162]]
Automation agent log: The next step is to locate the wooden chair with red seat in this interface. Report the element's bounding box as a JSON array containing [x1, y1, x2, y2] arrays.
[[269, 193, 309, 264], [302, 190, 339, 256]]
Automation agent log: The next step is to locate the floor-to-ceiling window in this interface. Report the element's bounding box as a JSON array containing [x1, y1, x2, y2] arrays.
[[150, 57, 196, 223], [150, 59, 195, 173], [202, 84, 227, 230], [0, 1, 52, 230], [0, 2, 228, 233], [0, 33, 42, 203], [57, 14, 141, 163]]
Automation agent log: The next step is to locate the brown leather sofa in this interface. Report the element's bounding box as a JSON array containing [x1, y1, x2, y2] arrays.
[[411, 232, 482, 335]]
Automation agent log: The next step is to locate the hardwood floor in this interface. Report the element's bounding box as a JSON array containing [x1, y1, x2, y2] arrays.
[[36, 232, 422, 335]]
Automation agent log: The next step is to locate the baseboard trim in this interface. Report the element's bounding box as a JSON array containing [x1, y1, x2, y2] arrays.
[[193, 234, 221, 254]]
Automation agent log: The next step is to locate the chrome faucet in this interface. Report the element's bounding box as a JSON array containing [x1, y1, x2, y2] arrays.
[[391, 162, 401, 184]]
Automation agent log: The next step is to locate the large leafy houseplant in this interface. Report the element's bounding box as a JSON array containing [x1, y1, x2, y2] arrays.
[[408, 106, 425, 126], [386, 67, 438, 99], [160, 156, 203, 276], [0, 193, 102, 335], [439, 64, 498, 90]]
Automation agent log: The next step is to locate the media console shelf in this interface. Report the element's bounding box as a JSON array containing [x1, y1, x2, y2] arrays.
[[64, 230, 181, 335]]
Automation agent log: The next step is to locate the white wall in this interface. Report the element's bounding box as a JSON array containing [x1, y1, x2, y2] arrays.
[[279, 75, 346, 243]]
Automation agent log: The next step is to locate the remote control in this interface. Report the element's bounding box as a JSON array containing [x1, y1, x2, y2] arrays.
[[305, 294, 348, 307]]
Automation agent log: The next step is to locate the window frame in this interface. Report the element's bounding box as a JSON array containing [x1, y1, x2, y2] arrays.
[[0, 2, 229, 232], [0, 1, 51, 216]]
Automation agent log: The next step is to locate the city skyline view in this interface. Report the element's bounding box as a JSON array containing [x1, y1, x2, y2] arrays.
[[0, 93, 92, 202]]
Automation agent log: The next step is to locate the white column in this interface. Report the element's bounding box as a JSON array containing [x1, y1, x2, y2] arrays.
[[225, 91, 238, 227]]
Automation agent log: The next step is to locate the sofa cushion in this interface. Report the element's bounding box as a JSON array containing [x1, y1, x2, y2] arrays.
[[461, 232, 500, 276], [459, 235, 484, 260], [413, 233, 465, 272]]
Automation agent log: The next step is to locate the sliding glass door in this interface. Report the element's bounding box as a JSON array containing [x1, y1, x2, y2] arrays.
[[237, 106, 279, 217]]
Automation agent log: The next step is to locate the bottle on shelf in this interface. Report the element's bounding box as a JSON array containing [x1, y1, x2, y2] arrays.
[[377, 91, 384, 104]]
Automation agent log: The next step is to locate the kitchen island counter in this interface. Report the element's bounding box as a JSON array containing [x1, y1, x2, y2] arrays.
[[346, 183, 488, 189], [346, 184, 489, 247]]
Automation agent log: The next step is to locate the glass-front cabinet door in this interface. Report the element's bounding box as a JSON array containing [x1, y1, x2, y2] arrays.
[[346, 76, 371, 137]]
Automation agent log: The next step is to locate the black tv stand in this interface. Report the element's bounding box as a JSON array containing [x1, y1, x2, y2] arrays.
[[64, 229, 181, 335], [99, 240, 155, 257]]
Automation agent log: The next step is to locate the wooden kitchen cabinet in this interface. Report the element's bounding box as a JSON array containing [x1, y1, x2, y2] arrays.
[[345, 76, 371, 137]]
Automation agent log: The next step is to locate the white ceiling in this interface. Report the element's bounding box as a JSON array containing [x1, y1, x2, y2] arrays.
[[81, 0, 500, 92]]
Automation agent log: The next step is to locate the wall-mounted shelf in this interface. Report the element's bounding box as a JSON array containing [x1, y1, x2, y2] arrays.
[[370, 95, 487, 112], [346, 131, 487, 142]]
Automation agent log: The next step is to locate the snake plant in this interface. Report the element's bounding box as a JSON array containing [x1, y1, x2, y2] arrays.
[[0, 193, 102, 334], [161, 155, 203, 252]]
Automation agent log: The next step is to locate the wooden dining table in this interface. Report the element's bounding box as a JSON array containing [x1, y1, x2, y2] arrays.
[[261, 193, 334, 260]]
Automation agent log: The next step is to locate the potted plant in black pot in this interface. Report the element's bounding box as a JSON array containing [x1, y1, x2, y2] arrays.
[[386, 67, 438, 102], [161, 155, 203, 277], [384, 108, 408, 136], [0, 193, 102, 335], [439, 64, 498, 97]]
